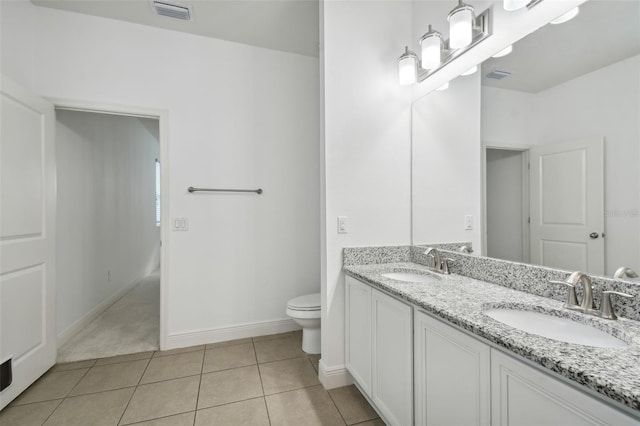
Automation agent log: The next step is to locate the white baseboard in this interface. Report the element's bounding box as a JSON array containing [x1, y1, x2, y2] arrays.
[[318, 360, 353, 389], [165, 318, 301, 350], [56, 280, 139, 348]]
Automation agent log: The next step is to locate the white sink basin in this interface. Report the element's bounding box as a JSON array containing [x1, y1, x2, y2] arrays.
[[381, 272, 436, 282], [484, 309, 628, 348]]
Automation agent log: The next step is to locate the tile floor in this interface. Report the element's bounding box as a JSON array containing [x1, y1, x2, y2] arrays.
[[1, 331, 385, 426]]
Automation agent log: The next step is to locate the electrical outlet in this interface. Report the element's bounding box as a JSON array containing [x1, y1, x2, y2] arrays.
[[337, 216, 348, 234], [464, 215, 473, 230], [173, 217, 189, 231]]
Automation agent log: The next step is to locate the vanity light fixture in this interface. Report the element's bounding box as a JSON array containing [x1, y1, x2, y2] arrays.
[[397, 6, 492, 86], [448, 0, 475, 49], [492, 45, 513, 58], [550, 7, 579, 24], [398, 46, 419, 86], [461, 65, 478, 76], [420, 25, 443, 70]]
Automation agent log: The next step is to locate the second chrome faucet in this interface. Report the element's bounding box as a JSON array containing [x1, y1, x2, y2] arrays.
[[424, 248, 454, 274]]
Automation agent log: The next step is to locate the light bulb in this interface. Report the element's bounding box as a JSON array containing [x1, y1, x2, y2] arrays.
[[436, 82, 450, 91], [503, 0, 528, 11], [398, 47, 418, 85], [550, 7, 579, 25], [448, 1, 474, 49], [420, 25, 443, 70]]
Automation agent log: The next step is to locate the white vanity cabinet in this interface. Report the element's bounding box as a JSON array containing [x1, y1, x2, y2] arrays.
[[345, 276, 413, 426], [414, 310, 491, 426], [491, 349, 638, 426]]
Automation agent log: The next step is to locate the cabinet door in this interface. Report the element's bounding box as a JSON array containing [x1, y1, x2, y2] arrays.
[[491, 349, 638, 425], [345, 276, 372, 394], [372, 289, 413, 426], [414, 311, 490, 426]]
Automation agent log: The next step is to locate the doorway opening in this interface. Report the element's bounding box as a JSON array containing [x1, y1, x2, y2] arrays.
[[54, 107, 163, 362]]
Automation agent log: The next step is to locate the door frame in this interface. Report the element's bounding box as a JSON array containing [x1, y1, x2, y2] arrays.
[[481, 141, 531, 262], [49, 98, 170, 350]]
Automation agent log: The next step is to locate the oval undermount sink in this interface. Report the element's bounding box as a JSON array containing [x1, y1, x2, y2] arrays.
[[484, 309, 628, 348], [381, 272, 436, 282]]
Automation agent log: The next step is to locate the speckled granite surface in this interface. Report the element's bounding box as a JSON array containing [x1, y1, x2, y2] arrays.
[[344, 261, 640, 413]]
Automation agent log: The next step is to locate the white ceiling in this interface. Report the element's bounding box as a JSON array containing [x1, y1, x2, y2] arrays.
[[31, 0, 320, 57], [482, 0, 640, 93]]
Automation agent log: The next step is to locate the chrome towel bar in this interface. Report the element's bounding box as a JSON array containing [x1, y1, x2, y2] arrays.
[[188, 186, 263, 194]]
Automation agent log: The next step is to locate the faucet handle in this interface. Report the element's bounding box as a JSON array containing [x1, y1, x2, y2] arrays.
[[549, 280, 579, 308], [599, 291, 633, 320], [442, 258, 455, 275]]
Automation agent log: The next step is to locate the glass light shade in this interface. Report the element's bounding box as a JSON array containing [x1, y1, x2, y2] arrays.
[[435, 82, 449, 91], [492, 45, 513, 58], [448, 5, 474, 49], [398, 49, 418, 85], [503, 0, 528, 11], [461, 65, 478, 76], [420, 34, 442, 70], [550, 7, 579, 24]]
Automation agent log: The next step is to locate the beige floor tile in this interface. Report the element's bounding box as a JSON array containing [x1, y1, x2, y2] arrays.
[[153, 345, 204, 358], [69, 360, 148, 396], [266, 385, 346, 426], [205, 338, 252, 349], [197, 365, 263, 409], [43, 388, 134, 426], [254, 334, 306, 363], [252, 330, 301, 342], [140, 350, 204, 384], [94, 352, 154, 367], [12, 369, 89, 405], [195, 398, 269, 426], [308, 354, 321, 373], [328, 385, 378, 425], [0, 400, 61, 426], [120, 376, 200, 425], [50, 359, 96, 373], [259, 357, 320, 395], [202, 343, 256, 373], [123, 412, 195, 425], [352, 419, 386, 426]]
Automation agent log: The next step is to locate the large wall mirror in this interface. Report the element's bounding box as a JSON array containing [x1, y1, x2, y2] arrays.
[[412, 0, 640, 279]]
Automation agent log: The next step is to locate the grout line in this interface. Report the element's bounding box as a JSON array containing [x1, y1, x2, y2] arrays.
[[263, 383, 325, 398], [193, 344, 205, 418], [253, 339, 271, 425], [116, 357, 152, 426], [121, 411, 196, 426], [62, 366, 93, 400], [256, 354, 309, 367], [326, 387, 349, 426], [38, 398, 65, 426]]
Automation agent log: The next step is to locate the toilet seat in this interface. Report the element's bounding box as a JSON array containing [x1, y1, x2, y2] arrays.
[[287, 293, 320, 311]]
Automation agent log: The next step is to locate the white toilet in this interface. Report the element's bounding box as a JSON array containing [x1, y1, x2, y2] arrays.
[[286, 293, 321, 354]]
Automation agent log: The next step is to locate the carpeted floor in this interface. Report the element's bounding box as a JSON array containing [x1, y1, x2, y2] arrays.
[[57, 270, 160, 363]]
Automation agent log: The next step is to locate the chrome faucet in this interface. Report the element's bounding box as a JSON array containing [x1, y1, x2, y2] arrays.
[[613, 267, 639, 279], [424, 248, 454, 274], [551, 271, 634, 320]]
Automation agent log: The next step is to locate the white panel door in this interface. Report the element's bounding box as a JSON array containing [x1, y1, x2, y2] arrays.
[[529, 138, 604, 274], [345, 276, 372, 394], [0, 75, 56, 409], [371, 289, 412, 426], [414, 311, 490, 426], [491, 349, 638, 425]]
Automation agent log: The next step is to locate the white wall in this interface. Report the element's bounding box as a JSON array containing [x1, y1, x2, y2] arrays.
[[1, 0, 320, 346], [412, 73, 482, 248], [481, 86, 535, 146], [320, 0, 412, 387], [56, 110, 160, 337]]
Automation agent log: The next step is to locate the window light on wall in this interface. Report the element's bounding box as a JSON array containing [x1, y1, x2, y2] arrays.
[[155, 159, 161, 227]]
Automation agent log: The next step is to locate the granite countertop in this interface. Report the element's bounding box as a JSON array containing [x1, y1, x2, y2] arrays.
[[344, 262, 640, 413]]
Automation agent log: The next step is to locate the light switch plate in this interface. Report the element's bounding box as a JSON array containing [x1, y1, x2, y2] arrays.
[[173, 217, 189, 231], [338, 216, 348, 234], [464, 215, 473, 230]]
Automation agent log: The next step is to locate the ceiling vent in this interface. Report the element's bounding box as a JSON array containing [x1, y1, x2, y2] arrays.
[[486, 70, 511, 80], [152, 1, 191, 20]]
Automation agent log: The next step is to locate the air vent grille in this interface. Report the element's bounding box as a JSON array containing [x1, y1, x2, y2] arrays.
[[153, 1, 191, 20], [486, 70, 511, 80]]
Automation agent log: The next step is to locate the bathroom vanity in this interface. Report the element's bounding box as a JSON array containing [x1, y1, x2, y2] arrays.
[[343, 247, 640, 426]]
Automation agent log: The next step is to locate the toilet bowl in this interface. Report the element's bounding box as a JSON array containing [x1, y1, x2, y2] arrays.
[[286, 293, 321, 354]]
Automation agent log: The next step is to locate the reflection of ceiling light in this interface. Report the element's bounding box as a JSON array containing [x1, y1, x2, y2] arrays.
[[503, 0, 528, 11], [492, 45, 513, 58], [398, 46, 418, 86], [436, 82, 450, 91], [550, 7, 579, 25], [448, 0, 475, 49], [461, 65, 478, 76]]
